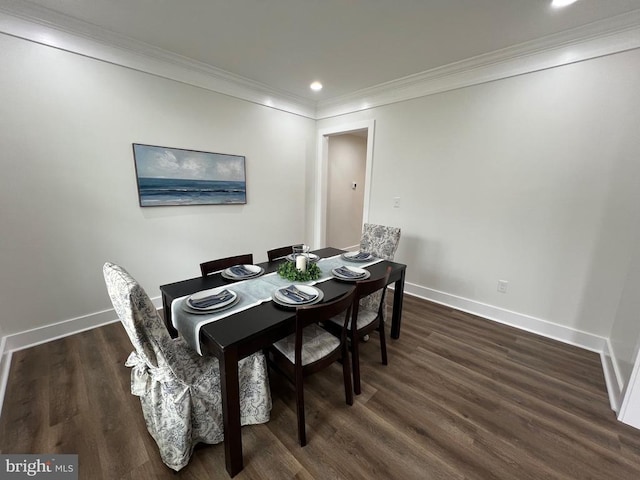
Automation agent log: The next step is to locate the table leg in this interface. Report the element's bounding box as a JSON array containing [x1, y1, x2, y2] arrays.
[[390, 268, 406, 339], [220, 347, 243, 477]]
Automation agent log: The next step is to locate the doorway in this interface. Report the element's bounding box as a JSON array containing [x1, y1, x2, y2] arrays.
[[326, 131, 367, 249], [314, 119, 375, 248]]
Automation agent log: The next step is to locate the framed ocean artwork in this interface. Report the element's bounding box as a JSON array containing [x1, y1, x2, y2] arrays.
[[132, 143, 247, 206]]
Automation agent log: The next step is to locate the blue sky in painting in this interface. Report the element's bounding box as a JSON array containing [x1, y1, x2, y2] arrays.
[[133, 144, 245, 181]]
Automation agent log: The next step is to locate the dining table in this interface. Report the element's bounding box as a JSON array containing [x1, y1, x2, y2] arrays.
[[159, 247, 406, 477]]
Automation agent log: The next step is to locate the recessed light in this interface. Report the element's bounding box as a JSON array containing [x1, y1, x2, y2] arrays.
[[310, 81, 323, 91], [551, 0, 579, 8]]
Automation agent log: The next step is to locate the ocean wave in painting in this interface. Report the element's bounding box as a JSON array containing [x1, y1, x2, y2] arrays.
[[137, 177, 246, 206]]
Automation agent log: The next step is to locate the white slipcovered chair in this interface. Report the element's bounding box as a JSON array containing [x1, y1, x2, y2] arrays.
[[360, 223, 401, 261], [103, 262, 271, 471]]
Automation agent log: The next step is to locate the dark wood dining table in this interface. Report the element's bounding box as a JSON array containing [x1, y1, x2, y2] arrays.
[[159, 247, 406, 477]]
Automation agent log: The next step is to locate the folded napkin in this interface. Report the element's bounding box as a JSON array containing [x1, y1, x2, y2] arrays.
[[280, 285, 317, 303], [188, 289, 233, 308], [351, 251, 371, 260], [289, 285, 317, 301], [229, 265, 254, 277], [334, 266, 365, 278]]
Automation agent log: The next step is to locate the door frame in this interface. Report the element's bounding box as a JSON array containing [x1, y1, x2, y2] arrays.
[[314, 119, 375, 248]]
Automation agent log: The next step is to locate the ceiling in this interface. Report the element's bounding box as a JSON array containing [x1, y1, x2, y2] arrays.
[[4, 0, 640, 104]]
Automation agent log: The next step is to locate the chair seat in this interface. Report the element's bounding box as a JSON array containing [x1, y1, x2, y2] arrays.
[[273, 324, 340, 366], [329, 307, 377, 331]]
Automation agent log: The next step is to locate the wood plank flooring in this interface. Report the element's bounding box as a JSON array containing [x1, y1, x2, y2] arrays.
[[2, 293, 640, 479]]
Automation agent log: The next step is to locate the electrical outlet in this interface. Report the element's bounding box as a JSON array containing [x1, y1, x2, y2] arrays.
[[497, 280, 508, 293], [393, 197, 400, 208]]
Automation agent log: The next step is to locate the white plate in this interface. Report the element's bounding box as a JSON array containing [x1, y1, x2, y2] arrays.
[[187, 287, 238, 310], [341, 251, 373, 262], [331, 266, 371, 281], [285, 253, 320, 263], [275, 284, 319, 304], [272, 285, 324, 307], [183, 294, 240, 315], [222, 264, 264, 280]]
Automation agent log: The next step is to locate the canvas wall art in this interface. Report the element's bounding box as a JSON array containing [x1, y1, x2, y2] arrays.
[[132, 143, 247, 206]]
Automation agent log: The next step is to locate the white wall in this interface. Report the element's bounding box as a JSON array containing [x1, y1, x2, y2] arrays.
[[3, 27, 640, 418], [318, 49, 640, 346], [0, 33, 315, 339], [326, 134, 366, 249]]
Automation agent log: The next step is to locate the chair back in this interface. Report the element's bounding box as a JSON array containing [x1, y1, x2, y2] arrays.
[[360, 223, 401, 261], [294, 288, 356, 364], [200, 253, 253, 276], [103, 262, 170, 370], [355, 266, 392, 323], [267, 244, 302, 262]]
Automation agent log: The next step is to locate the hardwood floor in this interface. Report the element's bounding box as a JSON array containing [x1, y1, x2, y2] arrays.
[[2, 294, 640, 479]]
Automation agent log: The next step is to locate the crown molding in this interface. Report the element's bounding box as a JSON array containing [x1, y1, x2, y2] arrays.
[[316, 10, 640, 119], [0, 0, 317, 118], [1, 1, 639, 121]]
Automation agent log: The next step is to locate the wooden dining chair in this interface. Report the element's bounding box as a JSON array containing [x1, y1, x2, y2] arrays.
[[267, 244, 302, 262], [267, 287, 356, 446], [200, 253, 253, 277], [326, 266, 392, 395]]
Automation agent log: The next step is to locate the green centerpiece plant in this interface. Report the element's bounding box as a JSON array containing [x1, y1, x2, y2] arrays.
[[277, 260, 322, 282]]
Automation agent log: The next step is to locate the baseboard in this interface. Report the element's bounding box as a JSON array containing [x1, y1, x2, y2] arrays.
[[402, 283, 624, 411], [3, 296, 163, 353], [617, 348, 640, 429], [0, 337, 10, 419], [0, 296, 164, 419], [601, 339, 623, 412], [403, 282, 607, 353], [0, 352, 12, 419], [12, 283, 604, 354], [0, 285, 615, 419]]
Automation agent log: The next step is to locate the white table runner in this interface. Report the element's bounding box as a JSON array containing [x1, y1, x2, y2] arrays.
[[171, 254, 383, 354]]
